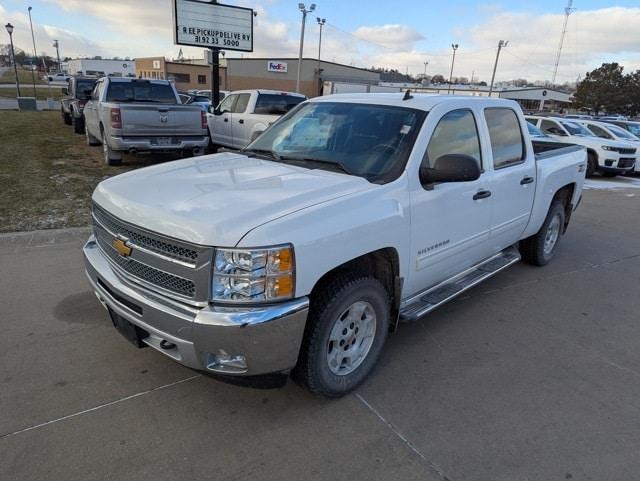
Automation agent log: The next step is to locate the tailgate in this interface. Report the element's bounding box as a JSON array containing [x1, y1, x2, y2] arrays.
[[119, 105, 203, 136]]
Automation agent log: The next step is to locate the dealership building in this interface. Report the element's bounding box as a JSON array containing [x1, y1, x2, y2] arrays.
[[135, 56, 224, 92]]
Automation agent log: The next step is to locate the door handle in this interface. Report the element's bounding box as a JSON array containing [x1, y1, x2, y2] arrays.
[[520, 176, 534, 185], [224, 118, 228, 122], [473, 190, 492, 200], [238, 119, 244, 124]]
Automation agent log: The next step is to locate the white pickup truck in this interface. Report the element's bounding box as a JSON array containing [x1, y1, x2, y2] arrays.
[[207, 89, 305, 149], [84, 94, 586, 397]]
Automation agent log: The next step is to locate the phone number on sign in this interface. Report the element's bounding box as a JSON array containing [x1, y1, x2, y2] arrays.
[[194, 36, 240, 47]]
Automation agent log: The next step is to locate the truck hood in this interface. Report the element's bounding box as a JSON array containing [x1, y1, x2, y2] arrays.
[[93, 152, 373, 246]]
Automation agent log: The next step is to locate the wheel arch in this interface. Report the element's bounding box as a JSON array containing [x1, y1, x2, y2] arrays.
[[308, 247, 401, 332], [551, 183, 576, 233]]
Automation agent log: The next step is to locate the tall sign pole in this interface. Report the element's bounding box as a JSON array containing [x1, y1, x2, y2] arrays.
[[489, 40, 508, 96], [210, 0, 220, 108], [552, 0, 574, 85]]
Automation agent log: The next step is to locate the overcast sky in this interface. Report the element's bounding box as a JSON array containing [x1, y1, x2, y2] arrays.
[[1, 0, 639, 83]]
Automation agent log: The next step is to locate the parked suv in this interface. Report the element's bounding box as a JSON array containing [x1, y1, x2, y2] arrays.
[[61, 77, 96, 134], [526, 116, 635, 177]]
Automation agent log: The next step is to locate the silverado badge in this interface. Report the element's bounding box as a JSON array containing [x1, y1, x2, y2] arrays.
[[113, 238, 132, 257]]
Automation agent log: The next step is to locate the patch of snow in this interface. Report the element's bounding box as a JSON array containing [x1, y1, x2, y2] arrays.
[[583, 176, 640, 191]]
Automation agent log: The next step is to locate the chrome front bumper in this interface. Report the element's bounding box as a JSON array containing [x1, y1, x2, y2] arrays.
[[83, 236, 309, 376]]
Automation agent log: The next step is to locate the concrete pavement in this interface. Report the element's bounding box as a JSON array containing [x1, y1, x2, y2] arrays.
[[1, 183, 640, 481]]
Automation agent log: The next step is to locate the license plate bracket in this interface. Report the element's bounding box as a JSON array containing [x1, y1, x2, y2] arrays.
[[108, 309, 147, 348], [155, 137, 172, 146]]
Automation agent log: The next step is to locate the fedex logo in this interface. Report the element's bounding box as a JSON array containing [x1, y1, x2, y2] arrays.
[[268, 61, 288, 73]]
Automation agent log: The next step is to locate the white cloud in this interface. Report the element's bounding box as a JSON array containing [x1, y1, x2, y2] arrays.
[[353, 24, 424, 50]]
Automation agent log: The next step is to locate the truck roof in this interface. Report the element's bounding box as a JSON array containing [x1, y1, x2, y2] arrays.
[[311, 93, 520, 112], [230, 89, 306, 98]]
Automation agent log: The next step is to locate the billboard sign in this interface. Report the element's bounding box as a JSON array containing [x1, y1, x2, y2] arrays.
[[267, 61, 288, 73], [172, 0, 253, 52]]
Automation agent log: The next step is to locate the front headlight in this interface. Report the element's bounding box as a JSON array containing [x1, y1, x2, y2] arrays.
[[602, 145, 616, 151], [212, 245, 295, 303]]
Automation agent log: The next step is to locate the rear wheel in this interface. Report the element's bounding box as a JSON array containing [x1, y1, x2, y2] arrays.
[[586, 152, 597, 178], [521, 201, 566, 266], [62, 109, 72, 125], [72, 115, 84, 134], [102, 129, 122, 166], [294, 276, 390, 397]]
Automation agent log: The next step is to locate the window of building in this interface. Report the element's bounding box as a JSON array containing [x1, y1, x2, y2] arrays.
[[197, 74, 207, 84], [484, 108, 525, 169], [169, 73, 190, 83], [424, 109, 482, 169]]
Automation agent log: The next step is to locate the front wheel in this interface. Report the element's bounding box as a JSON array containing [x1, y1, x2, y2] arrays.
[[521, 201, 566, 266], [586, 152, 597, 178], [294, 276, 390, 397]]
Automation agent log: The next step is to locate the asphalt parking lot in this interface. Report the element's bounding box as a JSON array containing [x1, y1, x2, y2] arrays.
[[1, 179, 640, 481]]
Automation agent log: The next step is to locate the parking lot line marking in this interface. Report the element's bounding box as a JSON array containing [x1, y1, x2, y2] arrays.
[[0, 375, 202, 439], [354, 392, 451, 481]]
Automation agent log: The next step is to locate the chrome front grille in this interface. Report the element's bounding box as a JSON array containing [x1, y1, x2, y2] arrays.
[[92, 203, 213, 304], [95, 232, 196, 298], [93, 204, 200, 264]]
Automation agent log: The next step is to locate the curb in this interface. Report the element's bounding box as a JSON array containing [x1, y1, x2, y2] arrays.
[[0, 226, 91, 248]]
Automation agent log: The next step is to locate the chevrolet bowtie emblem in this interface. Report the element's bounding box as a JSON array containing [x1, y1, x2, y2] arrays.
[[113, 238, 132, 257]]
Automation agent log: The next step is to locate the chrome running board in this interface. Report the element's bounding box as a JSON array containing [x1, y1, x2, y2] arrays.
[[399, 246, 521, 322]]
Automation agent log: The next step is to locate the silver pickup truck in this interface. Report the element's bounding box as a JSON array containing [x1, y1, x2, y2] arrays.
[[83, 77, 209, 165]]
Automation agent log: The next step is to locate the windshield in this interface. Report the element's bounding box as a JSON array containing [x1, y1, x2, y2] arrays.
[[607, 124, 638, 140], [623, 123, 640, 136], [75, 80, 95, 99], [561, 121, 593, 136], [106, 81, 177, 104], [526, 122, 548, 137], [246, 101, 427, 184]]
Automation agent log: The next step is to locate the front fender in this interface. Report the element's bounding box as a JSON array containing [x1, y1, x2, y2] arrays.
[[237, 177, 410, 297]]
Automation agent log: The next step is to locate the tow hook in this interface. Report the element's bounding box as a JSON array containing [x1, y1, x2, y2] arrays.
[[160, 340, 176, 350]]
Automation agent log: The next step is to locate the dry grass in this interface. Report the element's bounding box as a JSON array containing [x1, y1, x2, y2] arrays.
[[0, 86, 65, 100], [0, 69, 46, 85], [0, 111, 161, 232]]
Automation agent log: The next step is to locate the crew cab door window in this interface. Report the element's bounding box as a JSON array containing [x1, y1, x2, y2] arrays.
[[233, 94, 251, 114], [484, 108, 525, 169], [218, 94, 236, 114], [425, 109, 482, 169]]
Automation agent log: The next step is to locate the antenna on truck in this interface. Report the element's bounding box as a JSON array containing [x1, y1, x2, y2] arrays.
[[403, 90, 413, 101]]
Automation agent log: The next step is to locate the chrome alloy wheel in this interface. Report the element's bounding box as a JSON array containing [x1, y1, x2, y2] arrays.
[[326, 301, 376, 376], [544, 213, 562, 255]]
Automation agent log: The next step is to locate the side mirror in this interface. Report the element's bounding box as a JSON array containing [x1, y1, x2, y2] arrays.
[[62, 87, 69, 95], [420, 154, 481, 186]]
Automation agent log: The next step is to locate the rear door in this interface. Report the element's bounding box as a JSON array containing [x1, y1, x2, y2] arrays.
[[483, 108, 536, 251], [408, 106, 494, 295], [84, 79, 103, 137]]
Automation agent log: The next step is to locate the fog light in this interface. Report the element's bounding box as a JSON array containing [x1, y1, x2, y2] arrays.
[[206, 350, 248, 374], [605, 159, 614, 166]]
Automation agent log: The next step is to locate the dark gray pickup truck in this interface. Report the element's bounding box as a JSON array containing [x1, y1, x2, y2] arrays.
[[83, 77, 209, 165], [61, 77, 96, 134]]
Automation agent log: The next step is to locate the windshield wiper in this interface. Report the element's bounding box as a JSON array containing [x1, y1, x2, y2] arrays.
[[242, 148, 281, 161], [279, 156, 355, 176]]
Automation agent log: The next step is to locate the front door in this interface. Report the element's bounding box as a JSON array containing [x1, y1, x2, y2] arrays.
[[208, 94, 236, 147], [408, 108, 494, 296], [483, 108, 536, 251]]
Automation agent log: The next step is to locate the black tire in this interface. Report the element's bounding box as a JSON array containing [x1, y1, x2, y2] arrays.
[[62, 109, 72, 125], [294, 276, 390, 398], [72, 115, 84, 134], [521, 201, 566, 266], [102, 129, 122, 166], [85, 123, 100, 146], [586, 152, 597, 178]]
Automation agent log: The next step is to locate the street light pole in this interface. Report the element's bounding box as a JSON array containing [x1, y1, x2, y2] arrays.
[[489, 40, 508, 96], [316, 17, 325, 95], [423, 60, 428, 77], [27, 6, 38, 98], [53, 40, 61, 72], [447, 44, 459, 94], [296, 3, 316, 94], [5, 23, 21, 97]]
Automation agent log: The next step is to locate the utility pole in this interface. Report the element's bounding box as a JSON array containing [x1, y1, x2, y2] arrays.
[[489, 40, 508, 96], [53, 40, 61, 72], [316, 17, 325, 95], [296, 3, 316, 94], [552, 0, 575, 85], [5, 23, 21, 97], [423, 60, 428, 77], [27, 6, 38, 98], [447, 44, 459, 94]]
